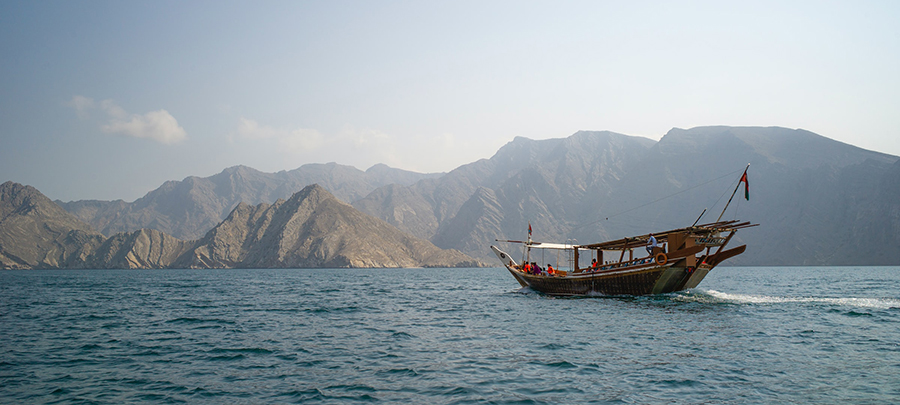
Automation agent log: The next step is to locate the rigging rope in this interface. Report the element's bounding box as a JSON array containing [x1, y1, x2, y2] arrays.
[[703, 177, 740, 223]]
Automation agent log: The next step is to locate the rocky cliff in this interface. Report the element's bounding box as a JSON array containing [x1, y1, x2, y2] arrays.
[[0, 181, 104, 269], [1, 181, 480, 269], [177, 184, 480, 268], [84, 228, 194, 269]]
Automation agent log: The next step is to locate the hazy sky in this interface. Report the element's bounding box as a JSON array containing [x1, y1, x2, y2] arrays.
[[2, 1, 898, 201]]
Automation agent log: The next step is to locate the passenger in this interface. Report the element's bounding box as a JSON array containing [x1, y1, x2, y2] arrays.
[[547, 264, 554, 275], [646, 233, 658, 255], [523, 262, 531, 274], [591, 258, 597, 268], [532, 262, 541, 275]]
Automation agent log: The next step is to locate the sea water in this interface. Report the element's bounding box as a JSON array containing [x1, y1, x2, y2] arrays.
[[1, 267, 898, 404]]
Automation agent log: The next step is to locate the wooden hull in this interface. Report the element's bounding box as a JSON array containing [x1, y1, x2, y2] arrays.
[[492, 220, 755, 296], [506, 264, 711, 296]]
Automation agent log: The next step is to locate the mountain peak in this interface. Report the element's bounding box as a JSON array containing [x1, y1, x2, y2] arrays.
[[1, 180, 40, 201], [287, 183, 338, 205], [182, 183, 478, 268], [1, 182, 104, 269], [2, 181, 83, 225], [365, 163, 392, 172], [660, 126, 897, 169], [220, 165, 263, 175]]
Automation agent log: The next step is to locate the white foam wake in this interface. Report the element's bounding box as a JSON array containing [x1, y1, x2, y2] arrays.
[[702, 290, 900, 309]]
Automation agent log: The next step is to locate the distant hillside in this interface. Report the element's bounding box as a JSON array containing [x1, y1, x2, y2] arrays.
[[44, 125, 900, 266], [593, 126, 899, 265], [354, 131, 656, 244], [175, 184, 480, 268], [354, 130, 662, 257], [356, 127, 899, 265], [59, 163, 442, 240], [2, 182, 479, 269], [0, 181, 104, 269]]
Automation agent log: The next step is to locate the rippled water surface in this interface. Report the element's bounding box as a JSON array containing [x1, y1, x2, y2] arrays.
[[2, 267, 899, 404]]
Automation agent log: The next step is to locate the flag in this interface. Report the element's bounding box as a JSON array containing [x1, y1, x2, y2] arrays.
[[740, 171, 749, 200], [528, 222, 532, 236]]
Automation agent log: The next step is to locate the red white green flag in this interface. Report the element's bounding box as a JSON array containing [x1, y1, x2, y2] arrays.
[[740, 171, 749, 200]]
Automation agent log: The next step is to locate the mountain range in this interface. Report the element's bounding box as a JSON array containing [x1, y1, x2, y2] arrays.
[[59, 163, 440, 241], [1, 182, 478, 269], [4, 126, 899, 268], [370, 126, 900, 265]]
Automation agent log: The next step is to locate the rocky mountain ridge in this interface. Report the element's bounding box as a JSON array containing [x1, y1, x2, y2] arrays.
[[354, 126, 899, 265], [29, 125, 900, 266], [1, 182, 478, 269], [59, 163, 442, 241], [0, 182, 104, 269], [175, 184, 478, 269]]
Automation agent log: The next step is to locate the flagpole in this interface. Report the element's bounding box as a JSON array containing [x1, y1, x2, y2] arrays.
[[715, 164, 750, 223]]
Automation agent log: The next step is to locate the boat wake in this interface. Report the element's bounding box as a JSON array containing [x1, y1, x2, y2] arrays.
[[695, 289, 900, 309], [510, 287, 900, 309]]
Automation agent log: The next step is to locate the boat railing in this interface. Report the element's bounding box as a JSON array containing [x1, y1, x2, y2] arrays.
[[696, 236, 727, 246], [582, 255, 659, 273]]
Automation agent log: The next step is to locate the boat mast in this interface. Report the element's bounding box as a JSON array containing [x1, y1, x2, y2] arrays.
[[692, 208, 707, 227], [715, 164, 750, 223], [524, 221, 533, 265]]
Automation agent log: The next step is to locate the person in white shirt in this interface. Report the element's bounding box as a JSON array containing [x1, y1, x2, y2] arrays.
[[646, 233, 658, 255]]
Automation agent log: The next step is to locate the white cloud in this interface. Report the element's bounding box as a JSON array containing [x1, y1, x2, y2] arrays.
[[102, 109, 187, 145], [342, 127, 390, 147], [67, 96, 187, 145], [283, 128, 325, 152], [232, 118, 503, 174], [99, 99, 128, 120], [237, 117, 283, 140], [237, 117, 324, 152], [234, 118, 393, 169], [67, 95, 96, 119]]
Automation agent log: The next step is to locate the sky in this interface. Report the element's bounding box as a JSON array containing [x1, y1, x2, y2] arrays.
[[2, 1, 899, 202]]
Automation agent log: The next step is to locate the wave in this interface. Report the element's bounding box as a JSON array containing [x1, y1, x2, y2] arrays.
[[700, 290, 900, 309], [164, 317, 236, 325], [207, 347, 273, 355]]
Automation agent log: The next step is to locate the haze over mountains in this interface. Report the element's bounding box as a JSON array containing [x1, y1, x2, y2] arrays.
[[3, 126, 899, 268], [1, 182, 477, 269], [355, 126, 900, 265], [60, 163, 440, 241]]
